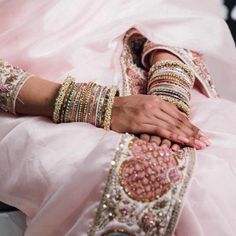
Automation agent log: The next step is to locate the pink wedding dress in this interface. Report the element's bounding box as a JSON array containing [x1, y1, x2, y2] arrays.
[[0, 0, 236, 235]]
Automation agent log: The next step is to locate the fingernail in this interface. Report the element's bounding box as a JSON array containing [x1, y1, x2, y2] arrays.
[[195, 144, 202, 150], [178, 136, 190, 143], [172, 146, 179, 151], [199, 131, 209, 139], [194, 139, 206, 149], [200, 137, 211, 146]]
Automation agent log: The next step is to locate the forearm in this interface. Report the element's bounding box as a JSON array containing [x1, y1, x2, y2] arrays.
[[0, 59, 118, 130], [0, 59, 60, 118], [143, 46, 194, 117], [16, 76, 61, 117], [2, 50, 186, 119], [15, 76, 117, 129], [149, 50, 181, 65]]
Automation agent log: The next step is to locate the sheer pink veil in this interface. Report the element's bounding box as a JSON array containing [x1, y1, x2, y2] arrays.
[[0, 0, 235, 100], [0, 1, 236, 235]]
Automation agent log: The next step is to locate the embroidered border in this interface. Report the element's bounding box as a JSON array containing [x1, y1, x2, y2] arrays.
[[88, 29, 199, 236], [120, 29, 148, 96], [88, 134, 196, 236], [141, 42, 219, 98], [0, 59, 32, 114]]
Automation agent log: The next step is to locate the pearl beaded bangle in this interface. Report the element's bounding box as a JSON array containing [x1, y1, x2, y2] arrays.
[[52, 76, 119, 128], [147, 60, 194, 116], [53, 76, 74, 123]]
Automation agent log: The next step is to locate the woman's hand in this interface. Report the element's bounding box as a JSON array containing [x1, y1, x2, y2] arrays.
[[111, 94, 209, 148]]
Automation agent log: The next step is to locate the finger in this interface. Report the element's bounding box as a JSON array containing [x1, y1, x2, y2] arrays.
[[140, 134, 151, 142], [161, 139, 171, 148], [144, 124, 205, 149], [137, 123, 192, 146], [143, 118, 195, 145], [133, 115, 203, 148], [150, 136, 162, 145], [153, 99, 201, 136], [190, 137, 208, 149], [187, 125, 210, 146], [156, 98, 188, 122], [151, 107, 206, 145], [177, 121, 201, 141], [177, 119, 210, 146], [171, 143, 181, 151], [153, 110, 198, 139], [199, 134, 211, 146]]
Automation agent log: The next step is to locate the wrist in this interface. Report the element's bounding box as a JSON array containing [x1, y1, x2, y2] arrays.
[[51, 77, 118, 129], [16, 76, 61, 118], [149, 50, 180, 66]]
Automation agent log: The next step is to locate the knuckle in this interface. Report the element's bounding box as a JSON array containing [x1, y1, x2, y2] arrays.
[[138, 112, 145, 119], [165, 101, 175, 109], [194, 127, 200, 134], [168, 124, 177, 131], [142, 102, 153, 111], [176, 111, 183, 118], [169, 133, 178, 141], [159, 100, 165, 109], [154, 96, 161, 103], [176, 120, 184, 128]]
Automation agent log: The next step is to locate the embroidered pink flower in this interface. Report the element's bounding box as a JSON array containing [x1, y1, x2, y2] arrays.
[[119, 139, 182, 202]]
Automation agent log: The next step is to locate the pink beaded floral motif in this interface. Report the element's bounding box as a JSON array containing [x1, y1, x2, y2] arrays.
[[119, 139, 182, 202], [88, 134, 195, 236]]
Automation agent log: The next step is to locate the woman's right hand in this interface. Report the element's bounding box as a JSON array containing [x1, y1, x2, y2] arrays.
[[111, 94, 209, 148]]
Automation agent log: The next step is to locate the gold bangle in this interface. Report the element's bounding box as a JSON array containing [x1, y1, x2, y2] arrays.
[[60, 80, 75, 123], [149, 71, 193, 89], [103, 86, 118, 130], [53, 75, 74, 123], [80, 82, 93, 122], [149, 60, 195, 83]]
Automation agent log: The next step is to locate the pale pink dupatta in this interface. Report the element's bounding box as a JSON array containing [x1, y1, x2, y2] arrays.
[[0, 0, 236, 235]]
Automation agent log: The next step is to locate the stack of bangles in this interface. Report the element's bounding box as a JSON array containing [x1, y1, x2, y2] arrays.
[[147, 60, 195, 116], [52, 76, 118, 130]]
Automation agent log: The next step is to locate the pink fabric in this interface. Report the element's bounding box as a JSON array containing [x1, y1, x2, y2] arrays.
[[177, 90, 236, 236], [0, 0, 236, 235]]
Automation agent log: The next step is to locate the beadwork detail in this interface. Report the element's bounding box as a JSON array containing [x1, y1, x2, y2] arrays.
[[101, 229, 134, 236], [0, 59, 32, 114], [120, 28, 218, 98], [119, 139, 181, 202], [120, 29, 148, 96], [88, 134, 195, 236], [141, 40, 219, 98], [88, 28, 214, 235]]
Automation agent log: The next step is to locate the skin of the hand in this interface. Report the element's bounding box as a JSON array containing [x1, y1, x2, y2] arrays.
[[111, 94, 207, 148], [137, 49, 210, 150], [14, 53, 210, 150]]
